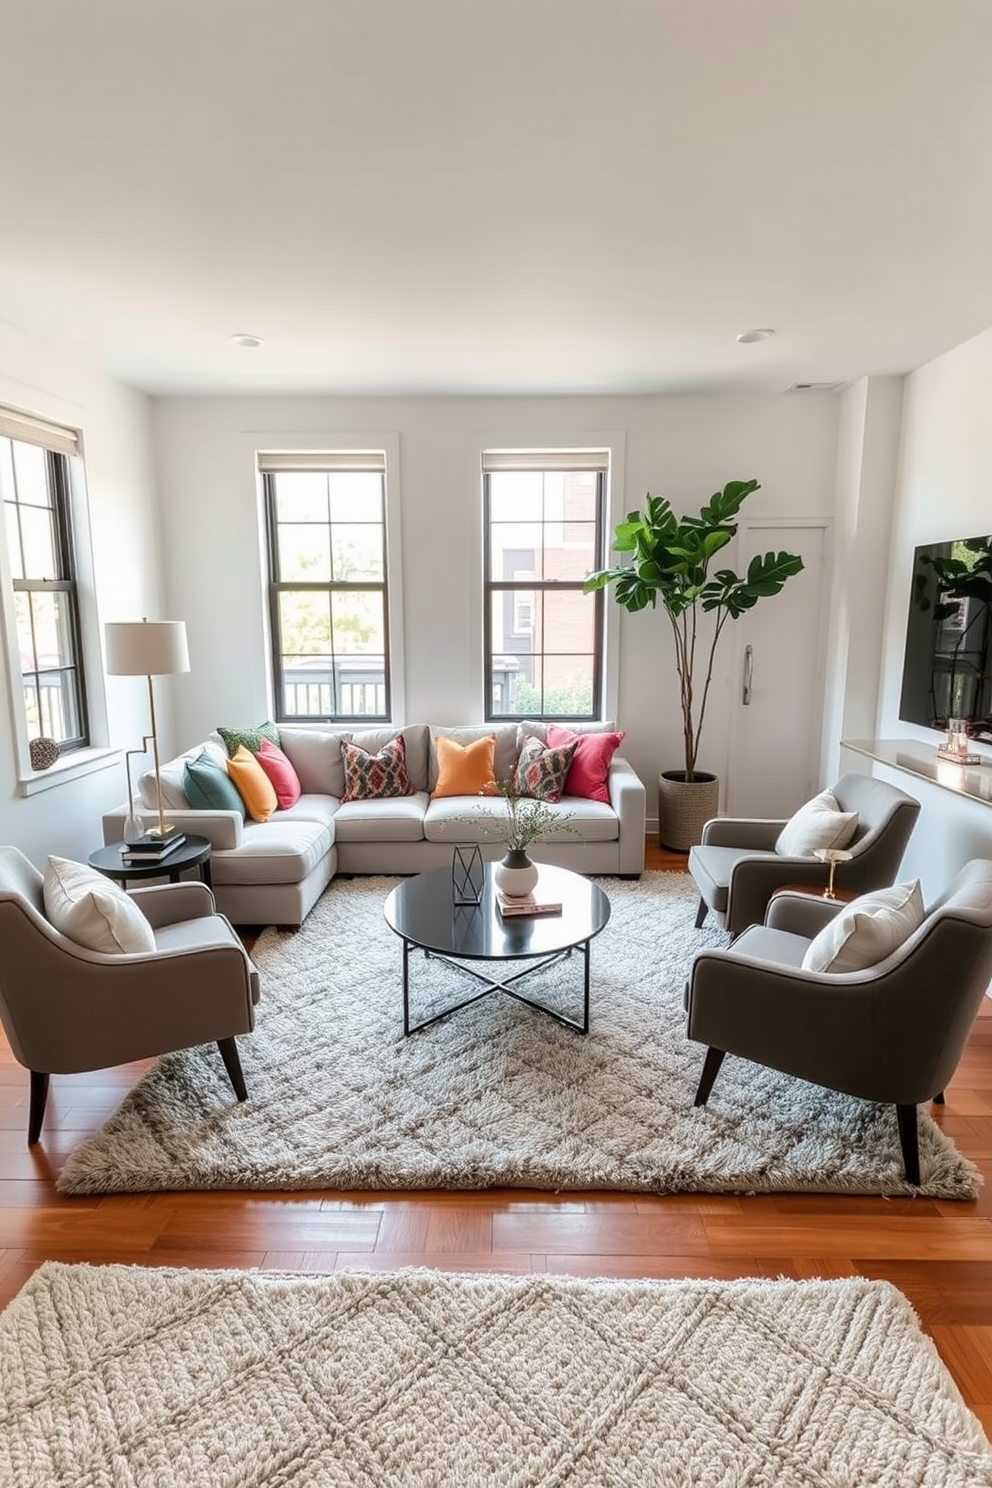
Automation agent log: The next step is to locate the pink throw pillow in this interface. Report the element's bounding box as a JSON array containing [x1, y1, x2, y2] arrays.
[[546, 725, 625, 804], [255, 738, 302, 810]]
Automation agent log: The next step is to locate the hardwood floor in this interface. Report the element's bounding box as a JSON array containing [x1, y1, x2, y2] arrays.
[[2, 840, 990, 1435]]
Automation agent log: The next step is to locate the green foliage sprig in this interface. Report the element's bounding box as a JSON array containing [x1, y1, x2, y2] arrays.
[[444, 777, 578, 851]]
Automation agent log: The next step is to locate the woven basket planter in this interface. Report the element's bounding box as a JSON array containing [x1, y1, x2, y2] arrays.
[[657, 771, 719, 852]]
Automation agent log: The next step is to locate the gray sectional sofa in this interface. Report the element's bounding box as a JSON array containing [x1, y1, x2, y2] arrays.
[[102, 721, 646, 927]]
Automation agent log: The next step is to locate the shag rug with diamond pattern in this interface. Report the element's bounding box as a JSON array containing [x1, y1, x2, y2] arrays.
[[55, 872, 979, 1199], [2, 1262, 991, 1487]]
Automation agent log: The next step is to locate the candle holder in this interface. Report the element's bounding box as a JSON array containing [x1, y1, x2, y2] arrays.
[[814, 846, 854, 899]]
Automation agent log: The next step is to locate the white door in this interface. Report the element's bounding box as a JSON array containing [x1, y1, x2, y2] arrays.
[[725, 524, 827, 818]]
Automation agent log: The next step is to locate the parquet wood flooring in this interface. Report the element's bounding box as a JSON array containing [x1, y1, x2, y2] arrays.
[[1, 840, 990, 1434]]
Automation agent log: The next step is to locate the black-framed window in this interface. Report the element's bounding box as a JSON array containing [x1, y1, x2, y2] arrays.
[[0, 412, 88, 753], [261, 452, 390, 722], [483, 451, 607, 720]]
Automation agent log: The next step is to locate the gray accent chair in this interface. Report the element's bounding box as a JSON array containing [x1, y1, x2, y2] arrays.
[[688, 773, 921, 937], [685, 859, 992, 1185], [0, 846, 260, 1145]]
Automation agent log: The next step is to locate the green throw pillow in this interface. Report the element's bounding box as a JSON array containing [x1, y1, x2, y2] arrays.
[[183, 752, 247, 817], [218, 721, 280, 757]]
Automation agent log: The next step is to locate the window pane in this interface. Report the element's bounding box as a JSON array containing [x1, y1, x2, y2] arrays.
[[328, 471, 382, 522], [331, 589, 384, 655], [274, 472, 329, 523], [4, 502, 21, 579], [14, 591, 36, 669], [279, 590, 331, 656], [277, 523, 331, 582], [489, 471, 543, 522], [36, 668, 81, 742], [11, 441, 50, 508], [282, 657, 334, 717], [20, 503, 58, 579], [543, 521, 597, 580], [330, 524, 384, 581], [489, 524, 544, 581], [543, 589, 596, 651], [541, 660, 595, 717]]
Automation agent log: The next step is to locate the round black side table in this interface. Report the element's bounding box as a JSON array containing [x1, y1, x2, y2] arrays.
[[88, 834, 213, 890]]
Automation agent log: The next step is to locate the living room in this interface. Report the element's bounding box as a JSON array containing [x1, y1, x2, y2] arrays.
[[1, 3, 992, 1481]]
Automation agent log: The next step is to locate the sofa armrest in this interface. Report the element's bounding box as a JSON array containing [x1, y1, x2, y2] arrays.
[[701, 817, 786, 849], [103, 805, 244, 852], [129, 881, 219, 928], [609, 757, 647, 876]]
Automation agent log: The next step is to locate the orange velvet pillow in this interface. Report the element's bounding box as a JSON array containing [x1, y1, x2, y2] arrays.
[[226, 744, 279, 822], [432, 734, 496, 798]]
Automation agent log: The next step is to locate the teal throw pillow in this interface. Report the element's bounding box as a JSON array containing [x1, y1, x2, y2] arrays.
[[218, 722, 280, 757], [183, 752, 247, 817]]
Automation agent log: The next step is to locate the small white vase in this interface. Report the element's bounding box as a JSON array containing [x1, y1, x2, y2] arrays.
[[122, 812, 146, 845], [495, 849, 539, 897]]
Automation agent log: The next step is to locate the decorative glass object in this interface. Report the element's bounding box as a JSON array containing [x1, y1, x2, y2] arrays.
[[451, 844, 484, 906], [936, 718, 981, 766], [121, 812, 147, 846], [494, 849, 540, 898]]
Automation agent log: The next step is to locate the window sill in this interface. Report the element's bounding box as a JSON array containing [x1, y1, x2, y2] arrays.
[[19, 746, 120, 797]]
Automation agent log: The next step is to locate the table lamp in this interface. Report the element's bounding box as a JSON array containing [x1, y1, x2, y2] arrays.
[[105, 619, 190, 839]]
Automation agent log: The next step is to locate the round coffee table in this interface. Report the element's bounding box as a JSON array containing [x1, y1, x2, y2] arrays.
[[383, 862, 610, 1036], [88, 835, 213, 889]]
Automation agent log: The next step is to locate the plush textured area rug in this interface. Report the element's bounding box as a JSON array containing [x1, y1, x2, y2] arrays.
[[56, 872, 978, 1198], [2, 1262, 990, 1487]]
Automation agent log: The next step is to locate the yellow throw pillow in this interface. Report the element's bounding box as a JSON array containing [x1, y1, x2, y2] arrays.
[[432, 734, 496, 798], [226, 744, 279, 822]]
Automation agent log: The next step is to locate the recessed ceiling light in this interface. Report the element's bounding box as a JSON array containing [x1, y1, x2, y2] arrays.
[[230, 333, 264, 349], [736, 328, 776, 345]]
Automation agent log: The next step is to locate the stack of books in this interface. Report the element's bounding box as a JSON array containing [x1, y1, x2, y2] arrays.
[[496, 888, 562, 918], [120, 829, 186, 864]]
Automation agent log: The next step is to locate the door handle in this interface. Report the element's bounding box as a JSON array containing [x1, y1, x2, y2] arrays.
[[742, 644, 753, 706]]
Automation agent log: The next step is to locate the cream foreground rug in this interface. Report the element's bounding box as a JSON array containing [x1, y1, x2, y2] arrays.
[[56, 873, 979, 1199], [2, 1263, 990, 1487]]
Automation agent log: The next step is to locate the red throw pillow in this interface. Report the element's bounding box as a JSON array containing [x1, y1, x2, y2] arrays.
[[546, 725, 625, 804], [255, 737, 303, 810]]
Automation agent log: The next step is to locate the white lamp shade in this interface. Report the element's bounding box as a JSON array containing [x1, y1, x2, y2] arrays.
[[105, 621, 190, 676]]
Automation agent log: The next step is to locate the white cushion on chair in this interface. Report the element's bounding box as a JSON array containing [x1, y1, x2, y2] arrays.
[[801, 879, 925, 973], [43, 857, 155, 955], [775, 789, 859, 858]]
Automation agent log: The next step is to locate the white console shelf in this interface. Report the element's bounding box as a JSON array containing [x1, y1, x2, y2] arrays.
[[842, 738, 992, 808]]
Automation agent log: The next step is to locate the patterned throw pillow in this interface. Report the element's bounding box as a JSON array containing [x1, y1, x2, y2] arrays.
[[340, 734, 415, 803], [512, 735, 577, 802], [217, 722, 280, 757]]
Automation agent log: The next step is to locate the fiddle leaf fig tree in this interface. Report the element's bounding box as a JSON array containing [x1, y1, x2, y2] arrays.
[[583, 479, 804, 781]]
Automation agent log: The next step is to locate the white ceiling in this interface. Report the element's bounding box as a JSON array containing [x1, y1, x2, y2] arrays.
[[2, 0, 992, 398]]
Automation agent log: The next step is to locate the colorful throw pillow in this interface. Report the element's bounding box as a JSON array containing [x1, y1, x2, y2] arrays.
[[512, 734, 577, 802], [775, 789, 859, 858], [341, 734, 415, 803], [431, 734, 496, 798], [801, 880, 925, 974], [255, 737, 303, 810], [226, 745, 279, 822], [183, 751, 248, 817], [546, 725, 625, 804], [217, 722, 280, 757], [43, 856, 155, 955]]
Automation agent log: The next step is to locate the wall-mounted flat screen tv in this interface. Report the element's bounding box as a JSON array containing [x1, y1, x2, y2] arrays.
[[899, 533, 992, 741]]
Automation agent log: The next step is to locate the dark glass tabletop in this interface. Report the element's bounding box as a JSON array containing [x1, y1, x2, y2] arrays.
[[383, 863, 610, 961]]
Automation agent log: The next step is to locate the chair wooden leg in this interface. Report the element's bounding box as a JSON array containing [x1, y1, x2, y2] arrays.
[[217, 1038, 248, 1102], [28, 1071, 49, 1145], [694, 897, 709, 929], [693, 1048, 726, 1107], [896, 1103, 921, 1186]]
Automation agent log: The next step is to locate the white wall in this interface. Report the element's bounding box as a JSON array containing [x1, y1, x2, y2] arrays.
[[150, 391, 841, 806], [0, 321, 167, 866], [872, 325, 992, 891]]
